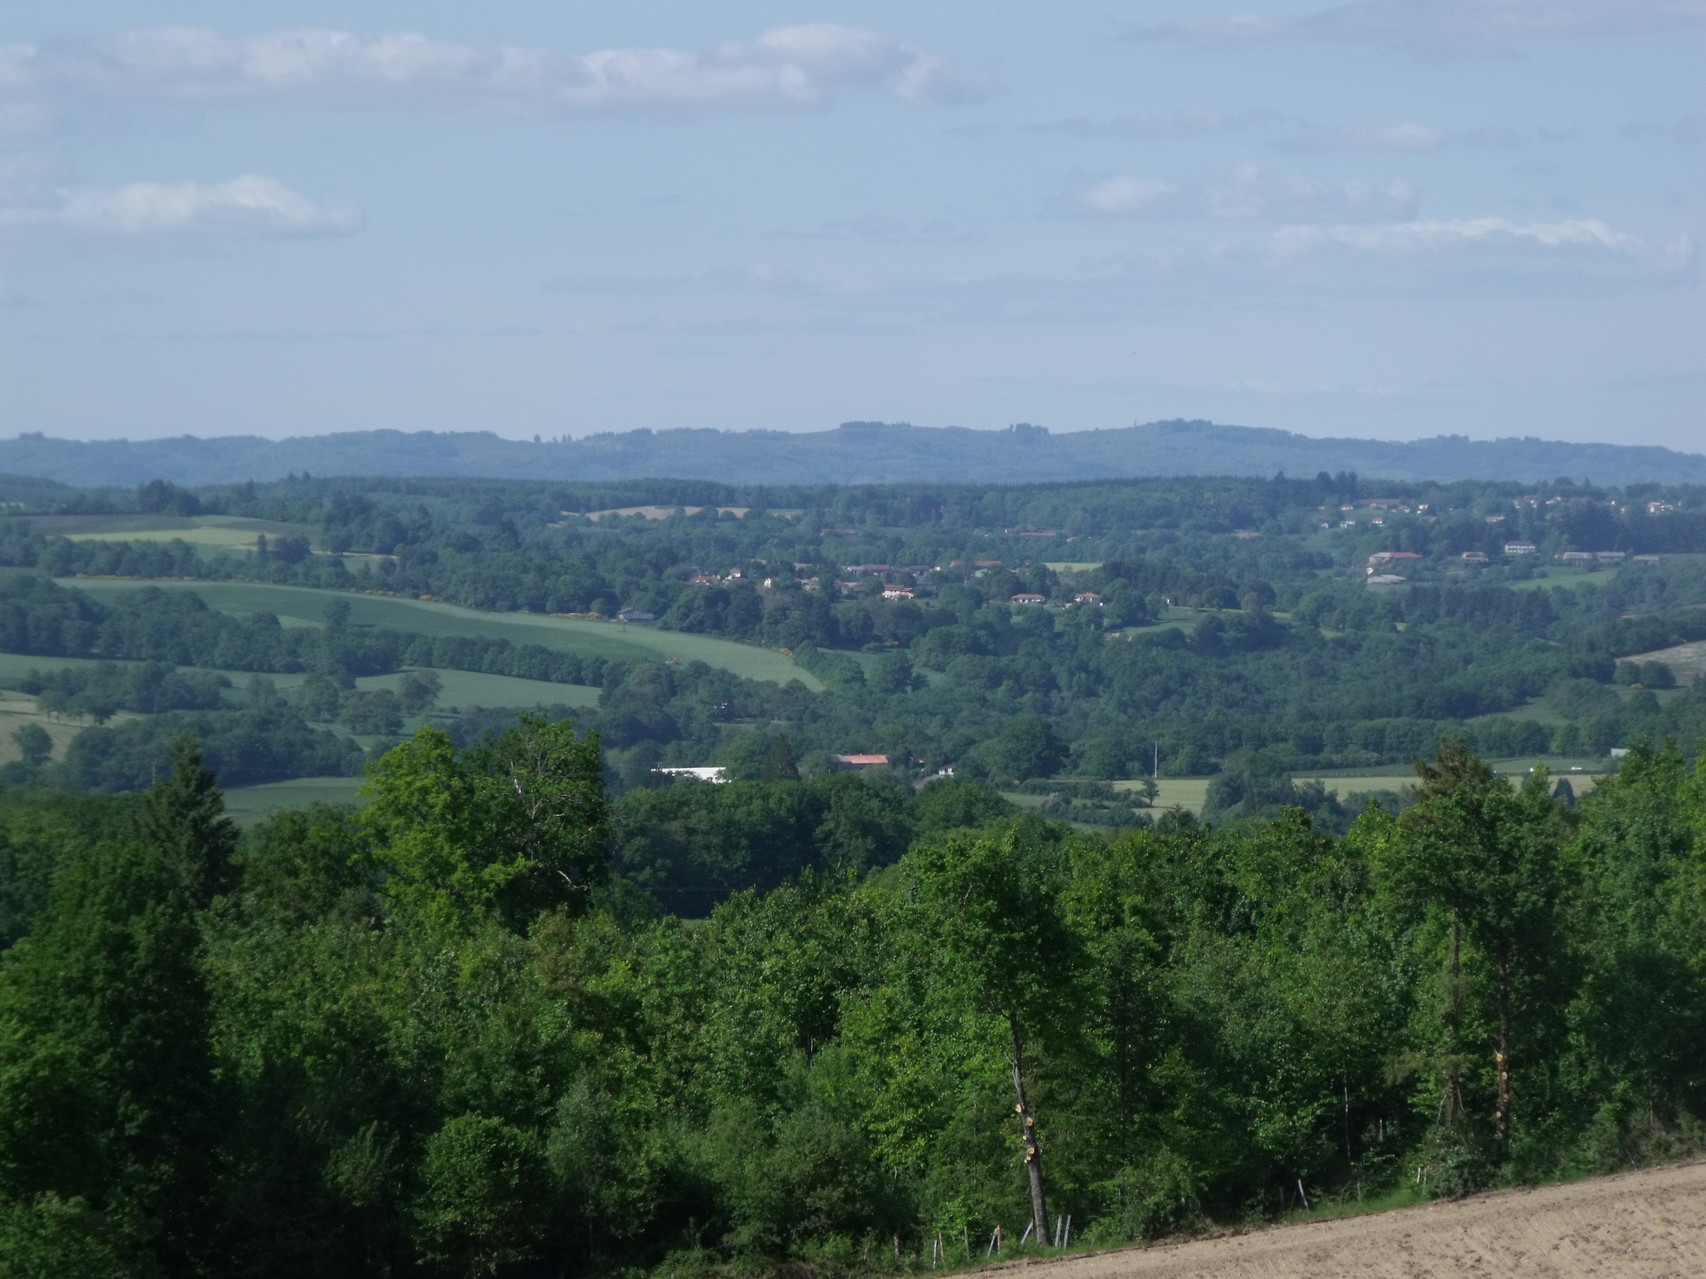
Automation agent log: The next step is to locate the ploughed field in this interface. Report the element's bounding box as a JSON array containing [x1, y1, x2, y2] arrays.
[[1020, 1161, 1705, 1279]]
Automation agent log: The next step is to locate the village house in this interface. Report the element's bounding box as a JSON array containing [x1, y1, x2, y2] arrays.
[[1504, 542, 1538, 555], [834, 754, 890, 770], [1072, 591, 1104, 605], [1633, 555, 1661, 567], [1367, 551, 1423, 566], [1557, 551, 1595, 564], [1010, 592, 1048, 605], [1459, 551, 1489, 563], [1595, 551, 1627, 563], [1367, 574, 1407, 586], [881, 587, 915, 601]]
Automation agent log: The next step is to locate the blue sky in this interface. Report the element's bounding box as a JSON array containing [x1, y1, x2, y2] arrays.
[[1, 2, 1701, 448]]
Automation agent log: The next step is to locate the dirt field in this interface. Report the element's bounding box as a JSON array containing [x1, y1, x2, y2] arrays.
[[1006, 1161, 1706, 1279]]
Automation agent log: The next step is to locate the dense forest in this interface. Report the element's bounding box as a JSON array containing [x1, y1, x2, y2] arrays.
[[2, 467, 1706, 1273], [0, 728, 1703, 1275]]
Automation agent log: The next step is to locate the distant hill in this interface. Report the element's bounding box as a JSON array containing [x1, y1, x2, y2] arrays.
[[6, 420, 1705, 488]]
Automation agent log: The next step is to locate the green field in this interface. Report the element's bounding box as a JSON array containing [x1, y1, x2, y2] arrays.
[[1507, 567, 1625, 591], [0, 652, 157, 685], [1298, 764, 1604, 802], [354, 669, 600, 709], [1113, 777, 1211, 813], [1623, 639, 1706, 683], [38, 513, 314, 551], [0, 690, 95, 764], [57, 579, 823, 690], [221, 776, 368, 826]]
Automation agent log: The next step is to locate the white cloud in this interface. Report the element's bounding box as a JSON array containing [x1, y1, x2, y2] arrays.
[[1134, 1, 1706, 58], [1078, 166, 1420, 221], [0, 175, 360, 236], [0, 24, 981, 119]]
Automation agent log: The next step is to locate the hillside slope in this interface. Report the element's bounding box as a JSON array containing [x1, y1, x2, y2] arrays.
[[1025, 1161, 1705, 1279], [6, 420, 1706, 487]]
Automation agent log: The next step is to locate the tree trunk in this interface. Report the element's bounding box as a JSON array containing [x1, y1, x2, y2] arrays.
[[1443, 910, 1463, 1128], [1009, 1020, 1049, 1245], [1494, 960, 1512, 1143]]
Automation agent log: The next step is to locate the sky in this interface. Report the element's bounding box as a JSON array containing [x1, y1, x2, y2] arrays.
[[0, 2, 1702, 448]]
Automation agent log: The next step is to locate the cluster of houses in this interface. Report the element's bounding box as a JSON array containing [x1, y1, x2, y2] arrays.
[[1365, 544, 1661, 585], [656, 557, 1109, 609]]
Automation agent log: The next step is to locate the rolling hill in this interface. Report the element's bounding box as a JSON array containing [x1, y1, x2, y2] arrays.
[[5, 419, 1705, 488]]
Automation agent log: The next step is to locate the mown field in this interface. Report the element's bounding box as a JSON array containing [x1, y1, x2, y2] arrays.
[[35, 514, 315, 551], [0, 690, 94, 764], [57, 578, 824, 689], [353, 668, 600, 709], [222, 776, 368, 826], [1113, 777, 1213, 813]]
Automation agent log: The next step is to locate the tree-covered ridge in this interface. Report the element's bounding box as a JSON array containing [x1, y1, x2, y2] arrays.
[[6, 420, 1706, 487], [1, 729, 1703, 1276]]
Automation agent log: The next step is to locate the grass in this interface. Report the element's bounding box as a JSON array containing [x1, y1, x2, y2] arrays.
[[354, 669, 600, 709], [1283, 1183, 1431, 1225], [222, 776, 368, 826], [1298, 764, 1604, 801], [1506, 567, 1625, 591], [38, 513, 314, 550], [0, 691, 92, 764], [1113, 777, 1212, 813], [57, 578, 823, 690], [1622, 639, 1706, 683]]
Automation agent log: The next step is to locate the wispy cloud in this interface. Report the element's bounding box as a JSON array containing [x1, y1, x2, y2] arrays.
[[0, 175, 360, 236], [1133, 1, 1706, 59], [1263, 216, 1694, 288], [1624, 114, 1706, 144], [1035, 108, 1275, 140], [0, 24, 983, 123], [1037, 110, 1541, 153], [544, 264, 815, 297], [1077, 165, 1420, 221]]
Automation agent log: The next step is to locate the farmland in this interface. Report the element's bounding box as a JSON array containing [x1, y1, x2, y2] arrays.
[[35, 513, 315, 551], [221, 775, 368, 826], [58, 578, 824, 689]]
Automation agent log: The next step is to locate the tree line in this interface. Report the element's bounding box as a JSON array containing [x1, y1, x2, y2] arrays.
[[0, 724, 1702, 1275]]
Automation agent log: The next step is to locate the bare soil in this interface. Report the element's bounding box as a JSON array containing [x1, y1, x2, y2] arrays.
[[995, 1161, 1706, 1279]]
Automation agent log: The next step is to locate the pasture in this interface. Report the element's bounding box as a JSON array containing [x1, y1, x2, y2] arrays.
[[0, 690, 92, 764], [38, 513, 314, 552], [354, 669, 600, 709], [222, 776, 368, 826], [56, 579, 824, 689], [1113, 777, 1212, 813], [1622, 638, 1706, 684]]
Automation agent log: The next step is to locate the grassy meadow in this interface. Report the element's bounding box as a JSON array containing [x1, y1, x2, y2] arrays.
[[353, 668, 600, 709], [57, 578, 823, 689], [36, 514, 315, 552], [221, 776, 369, 826]]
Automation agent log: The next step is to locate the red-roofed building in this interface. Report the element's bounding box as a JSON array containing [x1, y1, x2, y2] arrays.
[[834, 754, 890, 769]]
